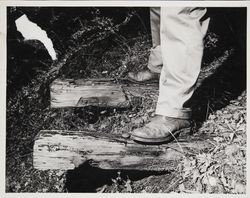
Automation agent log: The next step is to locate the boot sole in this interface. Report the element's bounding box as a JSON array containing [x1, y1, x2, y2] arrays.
[[131, 127, 191, 144]]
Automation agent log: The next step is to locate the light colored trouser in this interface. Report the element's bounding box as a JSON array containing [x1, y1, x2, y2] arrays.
[[148, 7, 210, 119]]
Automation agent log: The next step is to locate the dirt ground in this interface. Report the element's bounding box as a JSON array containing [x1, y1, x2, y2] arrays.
[[6, 7, 246, 193]]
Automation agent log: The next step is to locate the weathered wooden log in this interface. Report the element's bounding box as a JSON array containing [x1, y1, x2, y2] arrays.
[[50, 78, 158, 108], [33, 130, 214, 171]]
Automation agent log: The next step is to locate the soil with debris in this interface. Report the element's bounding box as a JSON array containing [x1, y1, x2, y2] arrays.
[[6, 7, 246, 193]]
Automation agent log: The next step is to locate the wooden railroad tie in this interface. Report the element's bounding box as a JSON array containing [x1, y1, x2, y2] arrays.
[[50, 78, 158, 108], [33, 130, 214, 171]]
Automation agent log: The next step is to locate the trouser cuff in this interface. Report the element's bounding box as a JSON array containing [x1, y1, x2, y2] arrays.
[[147, 46, 163, 74], [155, 106, 192, 119]]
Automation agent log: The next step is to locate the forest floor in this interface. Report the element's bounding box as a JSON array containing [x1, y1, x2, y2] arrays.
[[6, 8, 246, 193]]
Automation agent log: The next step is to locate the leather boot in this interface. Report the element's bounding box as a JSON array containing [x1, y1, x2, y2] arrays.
[[127, 69, 160, 83], [131, 115, 191, 143]]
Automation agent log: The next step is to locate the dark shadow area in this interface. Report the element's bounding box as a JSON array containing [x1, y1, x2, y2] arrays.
[[65, 162, 168, 192], [206, 7, 246, 54], [191, 46, 246, 124], [189, 7, 246, 125]]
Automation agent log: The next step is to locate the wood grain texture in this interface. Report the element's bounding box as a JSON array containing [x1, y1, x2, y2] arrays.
[[33, 130, 214, 171], [50, 78, 158, 108]]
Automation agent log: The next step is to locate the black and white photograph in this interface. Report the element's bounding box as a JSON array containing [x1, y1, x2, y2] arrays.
[[1, 0, 248, 195]]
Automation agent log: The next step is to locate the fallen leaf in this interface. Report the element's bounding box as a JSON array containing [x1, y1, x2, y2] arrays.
[[233, 112, 240, 121], [42, 188, 47, 192], [234, 182, 245, 193], [213, 137, 224, 143], [209, 114, 216, 120], [229, 133, 236, 142], [100, 122, 108, 130], [16, 183, 21, 191], [132, 118, 143, 125], [225, 144, 239, 156], [56, 170, 65, 177], [178, 183, 185, 192], [97, 185, 107, 193], [128, 114, 136, 118], [192, 169, 201, 183], [50, 113, 57, 117], [125, 181, 133, 193], [111, 179, 117, 184], [88, 124, 95, 131], [231, 179, 236, 188], [222, 114, 232, 119], [208, 176, 218, 187], [237, 123, 246, 132], [196, 178, 203, 193], [100, 110, 107, 114]]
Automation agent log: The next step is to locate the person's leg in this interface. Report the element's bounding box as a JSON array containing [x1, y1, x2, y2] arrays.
[[131, 7, 209, 143], [127, 7, 162, 82], [147, 7, 163, 74], [156, 7, 209, 118], [150, 7, 161, 48]]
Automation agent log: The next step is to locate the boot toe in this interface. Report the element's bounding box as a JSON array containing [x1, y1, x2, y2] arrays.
[[127, 70, 159, 83], [131, 128, 148, 139], [130, 116, 191, 143]]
